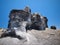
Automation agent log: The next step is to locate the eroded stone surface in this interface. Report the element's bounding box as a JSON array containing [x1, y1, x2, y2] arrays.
[[0, 29, 60, 45]]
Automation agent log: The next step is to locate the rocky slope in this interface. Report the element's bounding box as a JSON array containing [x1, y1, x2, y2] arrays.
[[0, 28, 60, 45]]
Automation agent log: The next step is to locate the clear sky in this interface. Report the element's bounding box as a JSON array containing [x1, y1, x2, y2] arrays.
[[0, 0, 60, 29]]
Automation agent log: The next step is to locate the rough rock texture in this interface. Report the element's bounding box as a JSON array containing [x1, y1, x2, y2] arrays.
[[0, 29, 60, 45], [8, 6, 48, 30]]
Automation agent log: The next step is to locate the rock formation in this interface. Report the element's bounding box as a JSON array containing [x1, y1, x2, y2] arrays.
[[0, 6, 59, 45], [31, 13, 48, 30], [8, 6, 48, 30], [0, 6, 48, 42]]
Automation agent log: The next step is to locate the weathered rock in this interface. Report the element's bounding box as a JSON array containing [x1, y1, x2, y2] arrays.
[[8, 7, 48, 30], [24, 6, 31, 13], [0, 29, 60, 45], [31, 13, 48, 30], [8, 9, 31, 29]]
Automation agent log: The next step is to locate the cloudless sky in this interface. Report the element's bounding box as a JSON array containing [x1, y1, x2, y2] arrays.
[[0, 0, 60, 29]]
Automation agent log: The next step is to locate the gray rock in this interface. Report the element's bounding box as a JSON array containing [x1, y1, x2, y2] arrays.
[[0, 29, 60, 45]]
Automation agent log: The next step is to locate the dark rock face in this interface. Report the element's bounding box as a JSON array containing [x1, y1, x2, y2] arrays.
[[8, 10, 31, 29], [8, 7, 48, 30], [31, 13, 48, 30]]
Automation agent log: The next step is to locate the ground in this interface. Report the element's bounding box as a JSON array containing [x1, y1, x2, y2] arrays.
[[0, 28, 60, 45]]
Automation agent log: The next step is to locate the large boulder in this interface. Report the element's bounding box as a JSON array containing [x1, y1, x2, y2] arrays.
[[8, 9, 31, 29], [31, 13, 48, 30]]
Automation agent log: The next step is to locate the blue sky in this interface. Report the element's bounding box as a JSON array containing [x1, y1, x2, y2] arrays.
[[0, 0, 60, 29]]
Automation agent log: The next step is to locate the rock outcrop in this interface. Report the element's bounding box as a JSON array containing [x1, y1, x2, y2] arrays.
[[0, 6, 59, 45], [8, 6, 48, 30]]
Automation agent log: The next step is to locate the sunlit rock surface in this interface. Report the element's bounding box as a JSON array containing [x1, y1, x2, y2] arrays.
[[0, 29, 60, 45]]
